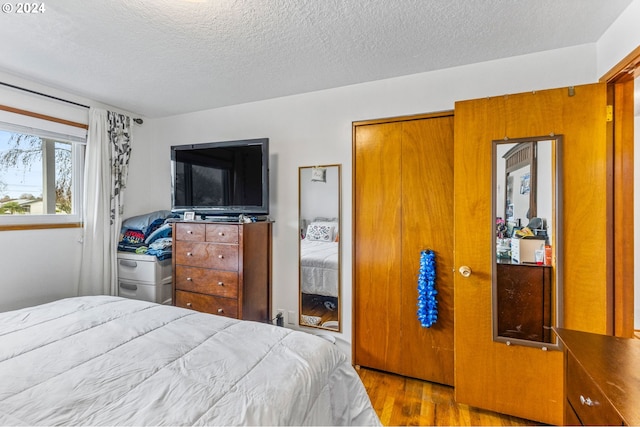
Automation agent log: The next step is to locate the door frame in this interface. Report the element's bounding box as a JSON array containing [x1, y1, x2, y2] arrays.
[[601, 44, 639, 337]]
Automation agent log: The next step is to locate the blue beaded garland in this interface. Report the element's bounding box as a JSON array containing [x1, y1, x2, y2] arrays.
[[417, 249, 438, 328]]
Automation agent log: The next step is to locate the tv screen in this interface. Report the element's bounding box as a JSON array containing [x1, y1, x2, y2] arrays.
[[171, 138, 269, 217]]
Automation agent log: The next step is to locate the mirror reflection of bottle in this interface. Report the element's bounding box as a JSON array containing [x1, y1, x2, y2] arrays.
[[544, 245, 552, 266], [535, 248, 545, 265]]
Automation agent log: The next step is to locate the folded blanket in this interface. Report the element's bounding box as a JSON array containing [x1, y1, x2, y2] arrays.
[[118, 212, 176, 260]]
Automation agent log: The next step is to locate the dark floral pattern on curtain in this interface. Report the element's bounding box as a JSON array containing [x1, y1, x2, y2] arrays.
[[107, 111, 131, 226]]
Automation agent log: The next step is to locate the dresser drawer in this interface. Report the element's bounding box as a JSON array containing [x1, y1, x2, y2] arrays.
[[206, 224, 239, 243], [175, 223, 206, 241], [117, 252, 171, 284], [175, 290, 238, 318], [119, 278, 171, 304], [567, 352, 623, 426], [175, 266, 238, 298], [175, 242, 239, 270], [565, 402, 582, 426]]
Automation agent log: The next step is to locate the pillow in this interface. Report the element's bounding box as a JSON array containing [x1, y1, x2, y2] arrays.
[[308, 221, 339, 241], [306, 223, 335, 242], [313, 218, 339, 233], [122, 210, 172, 234]]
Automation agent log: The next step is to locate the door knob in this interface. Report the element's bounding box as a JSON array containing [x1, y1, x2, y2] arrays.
[[458, 266, 472, 277]]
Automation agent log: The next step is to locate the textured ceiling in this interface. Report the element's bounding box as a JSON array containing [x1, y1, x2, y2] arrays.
[[0, 0, 633, 117]]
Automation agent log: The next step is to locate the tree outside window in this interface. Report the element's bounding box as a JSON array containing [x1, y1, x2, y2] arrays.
[[0, 131, 73, 215]]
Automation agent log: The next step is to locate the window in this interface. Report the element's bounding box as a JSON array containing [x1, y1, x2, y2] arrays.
[[0, 108, 87, 228]]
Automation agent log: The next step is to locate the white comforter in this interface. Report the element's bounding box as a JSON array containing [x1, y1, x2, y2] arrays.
[[300, 239, 339, 297], [0, 296, 380, 426]]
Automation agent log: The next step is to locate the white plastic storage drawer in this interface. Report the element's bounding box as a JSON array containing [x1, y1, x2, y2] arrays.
[[117, 252, 171, 284], [119, 278, 171, 304]]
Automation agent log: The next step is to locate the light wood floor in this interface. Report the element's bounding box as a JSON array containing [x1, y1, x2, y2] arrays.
[[356, 367, 542, 426]]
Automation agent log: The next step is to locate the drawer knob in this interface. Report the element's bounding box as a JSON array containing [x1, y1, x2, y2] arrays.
[[217, 308, 224, 313], [217, 281, 224, 286], [186, 277, 192, 281], [218, 232, 225, 236], [580, 395, 597, 407], [218, 254, 224, 259], [187, 252, 192, 256], [187, 230, 193, 234], [186, 302, 192, 307]]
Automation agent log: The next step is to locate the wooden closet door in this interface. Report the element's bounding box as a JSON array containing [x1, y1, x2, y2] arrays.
[[453, 83, 609, 425], [354, 114, 454, 385], [400, 117, 454, 384], [353, 122, 403, 373]]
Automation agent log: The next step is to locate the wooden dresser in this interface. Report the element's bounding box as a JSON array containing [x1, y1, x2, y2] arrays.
[[555, 328, 640, 426], [496, 261, 552, 343], [172, 220, 272, 322]]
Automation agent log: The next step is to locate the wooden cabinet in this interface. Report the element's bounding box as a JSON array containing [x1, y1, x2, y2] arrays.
[[566, 352, 622, 426], [172, 221, 272, 322], [496, 262, 552, 343], [556, 328, 640, 426], [353, 113, 454, 385]]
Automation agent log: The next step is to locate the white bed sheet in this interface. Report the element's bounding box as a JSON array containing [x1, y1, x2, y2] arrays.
[[300, 239, 339, 297], [0, 296, 379, 426]]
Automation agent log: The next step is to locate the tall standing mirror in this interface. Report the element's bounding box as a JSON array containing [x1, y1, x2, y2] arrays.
[[493, 136, 562, 348], [298, 164, 341, 331]]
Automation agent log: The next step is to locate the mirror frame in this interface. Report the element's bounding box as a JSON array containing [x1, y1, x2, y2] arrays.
[[491, 136, 563, 350], [298, 164, 341, 332]]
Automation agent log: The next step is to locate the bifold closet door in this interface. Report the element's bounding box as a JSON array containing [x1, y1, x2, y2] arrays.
[[399, 117, 454, 384], [353, 122, 403, 374], [353, 114, 454, 385]]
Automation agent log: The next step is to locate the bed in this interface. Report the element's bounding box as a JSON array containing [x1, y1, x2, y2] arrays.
[[0, 296, 380, 426], [300, 220, 339, 298], [300, 238, 339, 298]]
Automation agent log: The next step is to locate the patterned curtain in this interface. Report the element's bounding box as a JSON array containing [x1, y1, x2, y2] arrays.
[[107, 111, 132, 227], [78, 109, 132, 296]]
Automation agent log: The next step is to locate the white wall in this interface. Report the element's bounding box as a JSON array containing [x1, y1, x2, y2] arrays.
[[0, 72, 134, 312], [300, 166, 340, 224], [124, 44, 599, 354], [596, 0, 640, 78]]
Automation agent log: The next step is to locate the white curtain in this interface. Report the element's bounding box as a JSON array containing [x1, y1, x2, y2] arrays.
[[78, 108, 132, 296]]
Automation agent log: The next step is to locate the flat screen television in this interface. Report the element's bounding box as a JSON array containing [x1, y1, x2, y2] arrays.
[[170, 138, 269, 217]]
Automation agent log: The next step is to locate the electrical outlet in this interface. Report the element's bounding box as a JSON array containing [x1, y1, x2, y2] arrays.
[[288, 310, 296, 325], [276, 309, 285, 326]]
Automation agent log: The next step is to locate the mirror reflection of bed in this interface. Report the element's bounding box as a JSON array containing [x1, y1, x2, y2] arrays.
[[300, 224, 339, 328], [298, 165, 341, 331]]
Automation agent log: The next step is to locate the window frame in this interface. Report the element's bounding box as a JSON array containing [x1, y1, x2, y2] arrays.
[[0, 105, 87, 230]]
